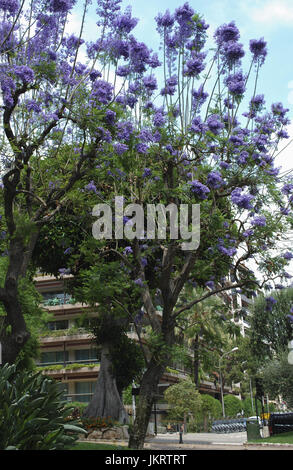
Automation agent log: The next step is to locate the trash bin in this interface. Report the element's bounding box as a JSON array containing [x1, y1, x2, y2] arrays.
[[246, 419, 261, 441]]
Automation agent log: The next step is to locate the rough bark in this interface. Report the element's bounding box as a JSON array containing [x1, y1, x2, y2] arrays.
[[128, 359, 166, 449], [82, 343, 128, 423]]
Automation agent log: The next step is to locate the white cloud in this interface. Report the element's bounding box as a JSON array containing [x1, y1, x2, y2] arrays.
[[243, 0, 293, 25]]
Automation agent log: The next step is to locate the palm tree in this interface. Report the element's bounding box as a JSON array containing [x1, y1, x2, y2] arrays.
[[176, 286, 240, 389]]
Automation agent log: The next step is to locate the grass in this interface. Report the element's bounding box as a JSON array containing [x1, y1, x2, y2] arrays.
[[251, 431, 293, 444], [70, 442, 130, 450]]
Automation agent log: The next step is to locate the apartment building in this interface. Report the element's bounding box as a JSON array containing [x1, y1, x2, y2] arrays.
[[34, 273, 193, 407]]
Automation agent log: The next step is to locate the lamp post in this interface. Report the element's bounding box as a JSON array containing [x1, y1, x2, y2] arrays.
[[219, 347, 239, 418]]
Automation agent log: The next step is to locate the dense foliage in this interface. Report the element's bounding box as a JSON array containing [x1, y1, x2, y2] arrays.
[[0, 364, 86, 450]]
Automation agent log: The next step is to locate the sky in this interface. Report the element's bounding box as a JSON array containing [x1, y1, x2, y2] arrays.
[[68, 0, 293, 279]]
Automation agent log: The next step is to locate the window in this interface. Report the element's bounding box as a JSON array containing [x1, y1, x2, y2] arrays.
[[42, 292, 73, 306], [75, 349, 100, 362], [47, 320, 69, 331], [40, 350, 69, 365], [75, 381, 96, 403]]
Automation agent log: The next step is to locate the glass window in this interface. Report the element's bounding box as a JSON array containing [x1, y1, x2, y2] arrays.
[[42, 292, 73, 305], [40, 350, 68, 364], [75, 381, 96, 403], [75, 349, 99, 362], [47, 320, 69, 331]]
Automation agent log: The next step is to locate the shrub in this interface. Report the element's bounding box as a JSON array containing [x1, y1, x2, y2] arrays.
[[0, 364, 87, 450], [81, 416, 119, 431], [223, 394, 242, 417]]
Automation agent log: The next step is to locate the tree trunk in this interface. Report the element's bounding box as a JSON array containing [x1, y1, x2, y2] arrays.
[[0, 236, 32, 365], [128, 359, 166, 449], [193, 333, 200, 389], [82, 343, 128, 423]]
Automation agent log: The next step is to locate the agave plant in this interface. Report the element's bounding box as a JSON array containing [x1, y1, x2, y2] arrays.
[[0, 364, 87, 450]]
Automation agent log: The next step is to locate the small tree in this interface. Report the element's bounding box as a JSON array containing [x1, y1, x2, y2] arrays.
[[223, 394, 242, 417], [164, 378, 202, 428], [198, 394, 222, 431]]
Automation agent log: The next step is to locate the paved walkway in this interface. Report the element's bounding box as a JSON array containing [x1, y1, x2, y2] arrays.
[[144, 432, 293, 450]]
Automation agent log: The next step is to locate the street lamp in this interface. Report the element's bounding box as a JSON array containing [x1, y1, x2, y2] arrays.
[[219, 347, 239, 418]]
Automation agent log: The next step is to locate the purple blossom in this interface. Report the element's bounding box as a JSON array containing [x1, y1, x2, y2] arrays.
[[207, 171, 224, 189], [116, 120, 134, 141], [134, 278, 144, 288], [161, 76, 177, 96], [0, 0, 20, 14], [92, 80, 113, 104], [206, 114, 224, 135], [26, 100, 41, 114], [84, 181, 97, 193], [123, 246, 133, 255], [105, 109, 116, 125], [49, 0, 75, 13], [214, 21, 240, 44], [223, 40, 245, 66], [153, 112, 166, 128], [184, 53, 206, 77], [225, 71, 246, 95], [189, 180, 210, 199], [243, 229, 254, 238], [142, 168, 152, 178], [114, 143, 128, 155], [190, 116, 205, 134], [205, 280, 215, 290], [271, 102, 289, 119], [231, 188, 254, 209], [136, 143, 149, 154], [14, 65, 35, 83], [280, 207, 290, 215], [143, 75, 157, 92], [138, 128, 153, 143], [282, 184, 293, 195], [113, 7, 138, 33], [155, 9, 175, 29], [116, 65, 130, 77], [251, 215, 266, 227], [283, 252, 293, 260], [249, 38, 267, 66], [265, 296, 277, 311], [192, 85, 208, 109]]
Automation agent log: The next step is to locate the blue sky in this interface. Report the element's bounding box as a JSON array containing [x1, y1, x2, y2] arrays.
[[70, 0, 293, 172]]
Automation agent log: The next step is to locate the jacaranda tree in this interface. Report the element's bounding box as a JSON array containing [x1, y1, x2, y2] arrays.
[[0, 0, 147, 364], [1, 0, 293, 450]]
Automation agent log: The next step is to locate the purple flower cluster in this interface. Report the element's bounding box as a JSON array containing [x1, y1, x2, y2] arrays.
[[0, 0, 20, 15], [265, 296, 277, 311], [114, 143, 128, 155], [231, 188, 254, 209], [214, 21, 240, 44], [206, 114, 224, 135], [14, 65, 35, 83], [92, 80, 113, 104], [206, 171, 224, 189], [189, 180, 210, 199], [184, 52, 206, 77], [192, 85, 208, 110], [225, 71, 246, 95], [49, 0, 75, 14], [112, 7, 138, 33], [249, 38, 267, 66], [251, 215, 266, 227]]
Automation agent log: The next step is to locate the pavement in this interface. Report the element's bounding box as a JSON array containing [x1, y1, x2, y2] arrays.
[[143, 432, 293, 450]]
